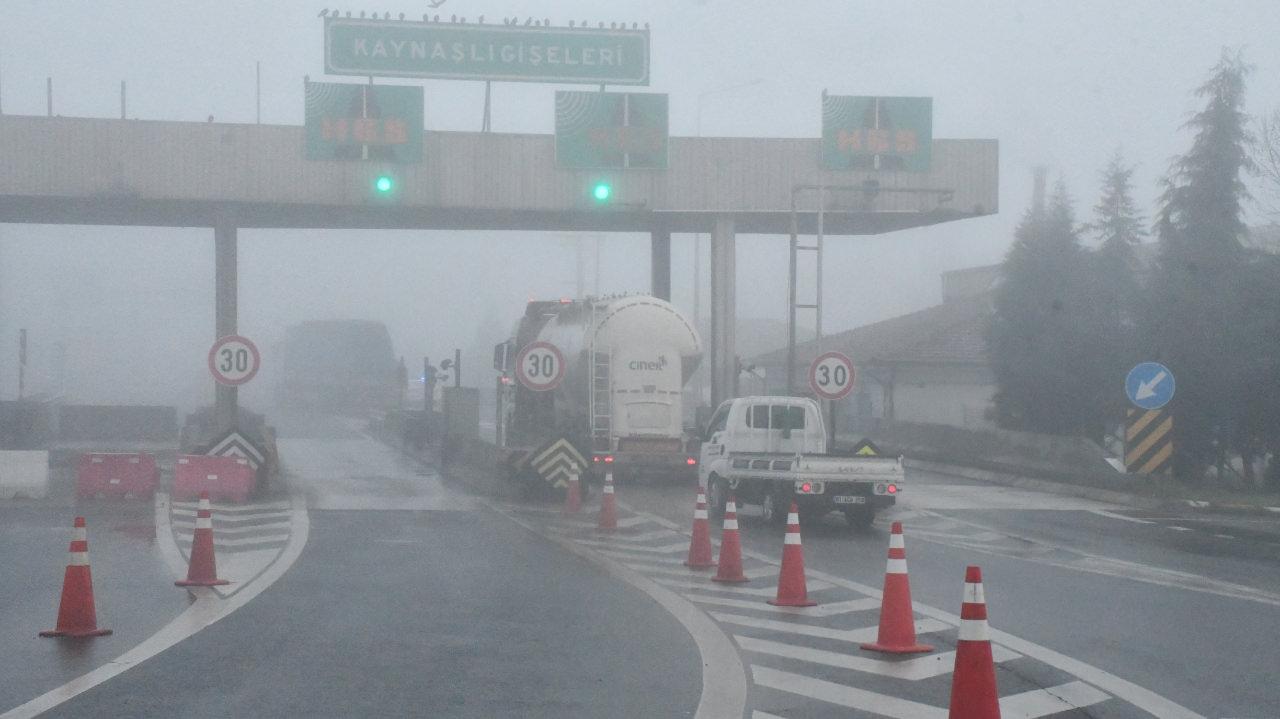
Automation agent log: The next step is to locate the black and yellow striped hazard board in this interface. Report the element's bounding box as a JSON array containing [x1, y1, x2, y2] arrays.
[[1125, 408, 1173, 475]]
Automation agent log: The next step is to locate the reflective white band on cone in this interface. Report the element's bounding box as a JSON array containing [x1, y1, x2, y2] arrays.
[[694, 509, 707, 519], [72, 527, 87, 542], [958, 618, 990, 641], [198, 498, 211, 510], [196, 517, 212, 530], [70, 552, 89, 566], [787, 512, 799, 524], [784, 532, 801, 545], [603, 485, 614, 494], [963, 582, 985, 604], [889, 533, 905, 549], [885, 558, 908, 574], [723, 519, 738, 530], [726, 502, 737, 513]]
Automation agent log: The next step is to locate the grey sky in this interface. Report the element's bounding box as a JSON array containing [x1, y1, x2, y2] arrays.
[[1, 1, 1277, 408]]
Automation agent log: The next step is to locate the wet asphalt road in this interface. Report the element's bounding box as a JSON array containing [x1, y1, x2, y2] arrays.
[[4, 416, 701, 719], [621, 473, 1280, 718]]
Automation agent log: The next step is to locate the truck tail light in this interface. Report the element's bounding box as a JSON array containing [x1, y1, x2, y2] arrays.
[[686, 457, 697, 466], [604, 455, 614, 463], [801, 482, 812, 493], [887, 483, 897, 495]]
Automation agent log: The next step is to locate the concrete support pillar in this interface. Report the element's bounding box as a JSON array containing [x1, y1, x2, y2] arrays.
[[214, 222, 238, 432], [708, 215, 736, 408], [650, 228, 671, 301]]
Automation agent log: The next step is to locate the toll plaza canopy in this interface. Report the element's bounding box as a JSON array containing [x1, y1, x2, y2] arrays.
[[0, 114, 997, 233]]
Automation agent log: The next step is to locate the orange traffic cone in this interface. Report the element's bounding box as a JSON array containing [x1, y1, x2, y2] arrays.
[[683, 488, 715, 569], [712, 495, 748, 583], [862, 521, 933, 654], [562, 472, 582, 514], [948, 566, 1001, 719], [768, 502, 816, 606], [40, 517, 112, 638], [175, 492, 230, 587], [596, 472, 617, 531]]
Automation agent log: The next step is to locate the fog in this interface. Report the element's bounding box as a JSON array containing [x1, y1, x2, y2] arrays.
[[1, 1, 1278, 410]]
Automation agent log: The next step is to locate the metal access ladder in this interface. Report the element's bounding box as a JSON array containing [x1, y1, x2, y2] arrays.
[[589, 347, 613, 454]]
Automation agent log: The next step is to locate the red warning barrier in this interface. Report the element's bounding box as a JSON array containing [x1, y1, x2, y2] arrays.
[[75, 452, 159, 500], [172, 455, 255, 503]]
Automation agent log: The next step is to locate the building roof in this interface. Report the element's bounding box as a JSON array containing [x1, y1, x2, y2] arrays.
[[752, 295, 992, 370]]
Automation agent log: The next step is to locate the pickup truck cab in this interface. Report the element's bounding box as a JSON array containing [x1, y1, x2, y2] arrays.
[[698, 396, 901, 528]]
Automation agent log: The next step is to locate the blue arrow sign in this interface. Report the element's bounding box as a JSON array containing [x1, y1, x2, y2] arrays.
[[1126, 362, 1175, 410]]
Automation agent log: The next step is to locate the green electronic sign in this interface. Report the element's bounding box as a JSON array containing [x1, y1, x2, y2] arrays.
[[304, 81, 423, 163], [821, 95, 932, 172], [555, 91, 668, 170], [324, 17, 650, 85]]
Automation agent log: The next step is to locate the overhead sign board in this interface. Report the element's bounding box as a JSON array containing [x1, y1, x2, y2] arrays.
[[821, 95, 932, 172], [809, 351, 856, 401], [555, 91, 668, 169], [208, 335, 261, 386], [305, 81, 423, 163], [324, 17, 650, 85], [515, 341, 566, 392]]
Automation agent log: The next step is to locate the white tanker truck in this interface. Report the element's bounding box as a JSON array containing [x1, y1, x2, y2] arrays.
[[494, 295, 703, 483]]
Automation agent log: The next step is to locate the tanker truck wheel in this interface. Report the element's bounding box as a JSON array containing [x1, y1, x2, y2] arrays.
[[707, 475, 729, 520]]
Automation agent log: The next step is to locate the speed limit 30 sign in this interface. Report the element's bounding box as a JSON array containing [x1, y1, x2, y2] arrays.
[[515, 341, 566, 392], [208, 335, 261, 386], [809, 351, 855, 400]]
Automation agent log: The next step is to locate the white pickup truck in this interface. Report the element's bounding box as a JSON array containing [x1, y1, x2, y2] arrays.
[[697, 396, 902, 529]]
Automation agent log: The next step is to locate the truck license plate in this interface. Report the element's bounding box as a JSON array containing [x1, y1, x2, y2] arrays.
[[832, 495, 865, 505]]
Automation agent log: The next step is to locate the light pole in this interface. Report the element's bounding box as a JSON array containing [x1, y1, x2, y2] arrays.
[[694, 78, 764, 406]]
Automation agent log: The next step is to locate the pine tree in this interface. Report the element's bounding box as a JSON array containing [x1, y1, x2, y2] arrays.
[[989, 181, 1097, 436], [1146, 49, 1255, 480], [1081, 152, 1146, 433]]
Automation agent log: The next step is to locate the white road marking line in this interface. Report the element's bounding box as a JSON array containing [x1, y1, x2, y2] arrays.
[[170, 502, 292, 515], [170, 519, 291, 536], [787, 563, 1206, 719], [492, 503, 746, 719], [174, 532, 291, 547], [1088, 509, 1156, 524], [171, 509, 293, 523], [710, 611, 951, 645], [571, 538, 690, 554], [1214, 534, 1236, 540], [655, 576, 832, 595], [597, 549, 688, 565], [1, 494, 310, 719], [904, 511, 1280, 608], [550, 526, 678, 543], [557, 514, 653, 529], [622, 562, 717, 578], [751, 712, 786, 719], [751, 665, 946, 719], [999, 681, 1110, 717], [1166, 525, 1193, 531], [686, 594, 880, 616], [656, 578, 788, 597], [737, 635, 1019, 681], [743, 565, 783, 579], [1267, 506, 1280, 513]]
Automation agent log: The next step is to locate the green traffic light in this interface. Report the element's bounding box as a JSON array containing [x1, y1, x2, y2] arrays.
[[375, 175, 394, 193], [592, 182, 612, 202]]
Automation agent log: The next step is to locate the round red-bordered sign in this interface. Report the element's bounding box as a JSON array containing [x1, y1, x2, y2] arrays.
[[208, 335, 261, 386], [515, 341, 566, 392], [808, 351, 855, 400]]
